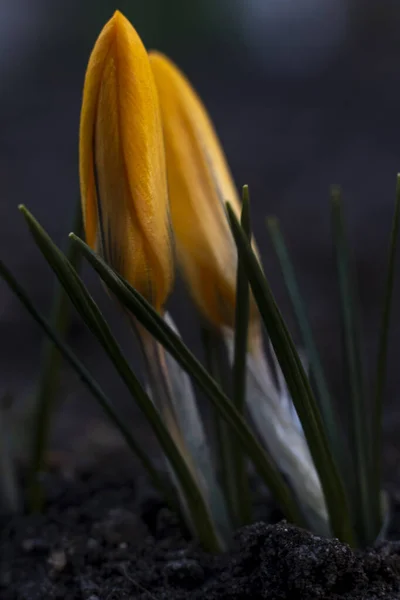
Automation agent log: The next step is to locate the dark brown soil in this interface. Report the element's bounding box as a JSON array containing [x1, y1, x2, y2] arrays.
[[1, 467, 400, 600]]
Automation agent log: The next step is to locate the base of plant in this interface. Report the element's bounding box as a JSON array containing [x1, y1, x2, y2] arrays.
[[1, 461, 399, 600]]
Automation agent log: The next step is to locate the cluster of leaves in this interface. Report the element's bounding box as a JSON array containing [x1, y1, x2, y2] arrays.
[[0, 179, 398, 552]]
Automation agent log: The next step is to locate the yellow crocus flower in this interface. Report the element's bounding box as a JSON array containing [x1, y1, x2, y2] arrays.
[[79, 12, 173, 312], [150, 52, 259, 333]]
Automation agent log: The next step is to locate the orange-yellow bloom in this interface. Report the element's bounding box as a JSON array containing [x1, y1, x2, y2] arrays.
[[149, 52, 259, 332], [79, 12, 173, 312]]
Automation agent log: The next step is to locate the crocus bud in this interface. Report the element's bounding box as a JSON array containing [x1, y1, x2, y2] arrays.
[[80, 12, 173, 312], [149, 52, 259, 332]]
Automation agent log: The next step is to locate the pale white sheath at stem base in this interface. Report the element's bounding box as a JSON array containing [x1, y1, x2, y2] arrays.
[[223, 328, 330, 537], [135, 312, 232, 548]]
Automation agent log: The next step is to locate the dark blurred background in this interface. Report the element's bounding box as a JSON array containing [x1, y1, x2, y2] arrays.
[[1, 0, 400, 483]]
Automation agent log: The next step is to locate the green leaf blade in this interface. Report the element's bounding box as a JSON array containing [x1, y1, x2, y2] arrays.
[[0, 259, 180, 511], [266, 217, 345, 479], [231, 185, 252, 525], [371, 174, 400, 535], [226, 202, 355, 546], [18, 206, 222, 553], [331, 187, 374, 546], [69, 232, 306, 530], [29, 198, 84, 512]]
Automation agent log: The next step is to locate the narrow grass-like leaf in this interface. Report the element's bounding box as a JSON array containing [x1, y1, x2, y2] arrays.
[[331, 187, 374, 546], [0, 401, 21, 514], [18, 206, 222, 553], [200, 326, 225, 469], [234, 186, 251, 413], [29, 199, 83, 512], [231, 185, 252, 525], [372, 174, 400, 534], [201, 325, 238, 527], [266, 217, 344, 474], [0, 259, 179, 517], [226, 202, 355, 546], [69, 233, 306, 529]]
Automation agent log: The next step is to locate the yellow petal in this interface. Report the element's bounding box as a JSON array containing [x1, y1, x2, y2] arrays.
[[79, 12, 173, 312], [150, 52, 259, 332]]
